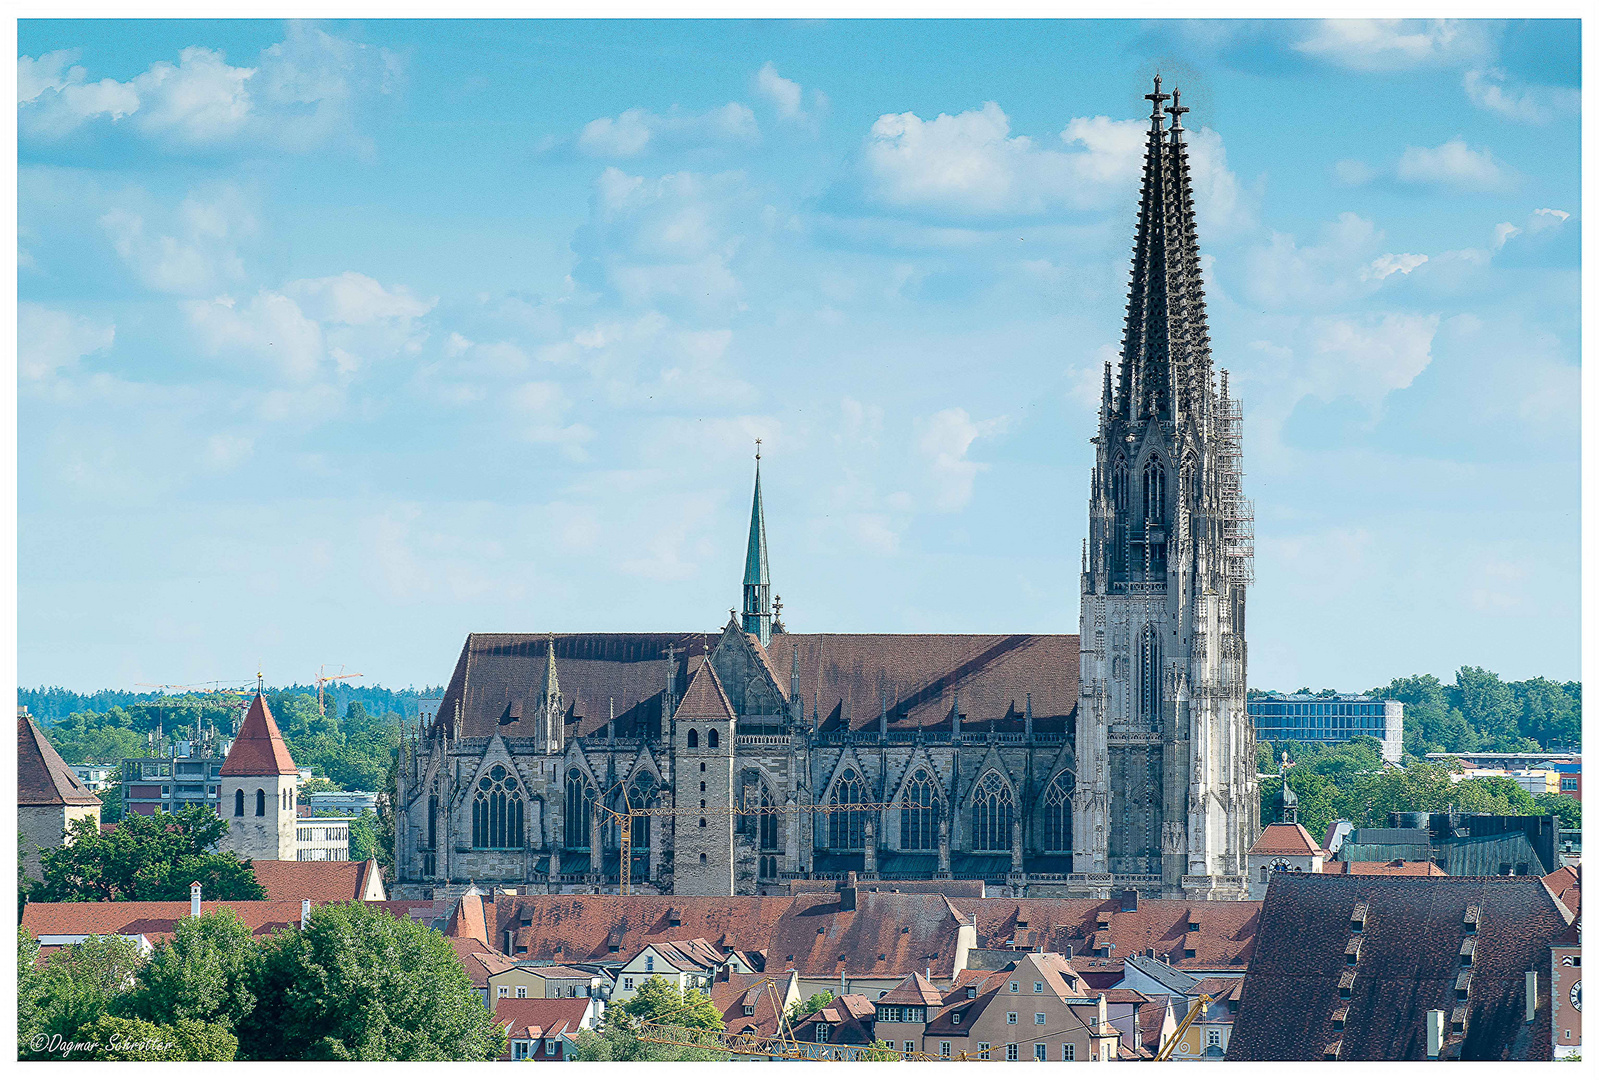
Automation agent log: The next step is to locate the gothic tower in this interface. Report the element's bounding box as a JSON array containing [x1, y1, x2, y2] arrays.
[[741, 444, 772, 648], [1074, 77, 1258, 900], [218, 692, 299, 862], [672, 657, 738, 896]]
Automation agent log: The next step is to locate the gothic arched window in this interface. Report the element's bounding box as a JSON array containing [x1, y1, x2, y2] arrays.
[[687, 728, 699, 749], [1042, 776, 1072, 853], [759, 788, 779, 851], [1112, 456, 1129, 513], [627, 777, 657, 853], [1143, 456, 1166, 524], [255, 789, 266, 817], [900, 769, 941, 851], [970, 772, 1015, 852], [473, 764, 525, 849], [234, 789, 244, 817], [427, 794, 438, 850], [1182, 452, 1199, 509], [707, 728, 719, 749], [565, 768, 593, 849], [827, 769, 867, 850], [1139, 624, 1162, 725]]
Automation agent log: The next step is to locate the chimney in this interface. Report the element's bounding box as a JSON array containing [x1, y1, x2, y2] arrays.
[[1426, 1010, 1444, 1059], [190, 881, 202, 918], [839, 872, 857, 913], [1525, 971, 1538, 1022], [301, 899, 312, 930]]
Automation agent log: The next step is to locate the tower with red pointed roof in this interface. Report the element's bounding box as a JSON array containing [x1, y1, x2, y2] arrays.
[[217, 690, 300, 861], [18, 708, 102, 882], [673, 655, 739, 895]]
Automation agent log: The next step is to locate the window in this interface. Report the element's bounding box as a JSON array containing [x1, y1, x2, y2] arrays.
[[971, 773, 1015, 852], [904, 1042, 915, 1053], [645, 955, 654, 972], [1035, 1013, 1046, 1025], [1010, 981, 1020, 993], [472, 764, 525, 849], [815, 1022, 831, 1043], [1208, 1031, 1221, 1047], [688, 728, 699, 748], [565, 769, 592, 848], [1143, 456, 1165, 524], [952, 1013, 962, 1025], [700, 762, 705, 772], [901, 769, 941, 850], [759, 789, 779, 851], [939, 1042, 951, 1059], [828, 769, 868, 850], [512, 1040, 529, 1060], [255, 789, 266, 816], [1034, 982, 1044, 994], [623, 978, 634, 991], [1034, 1044, 1047, 1061], [1063, 1044, 1075, 1061], [427, 794, 437, 851], [880, 1006, 902, 1023], [1562, 776, 1578, 791], [707, 728, 719, 748], [1184, 949, 1196, 959], [1139, 624, 1162, 723], [497, 986, 509, 998], [233, 789, 244, 816], [516, 986, 528, 999], [1007, 1012, 1018, 1025], [1005, 1044, 1019, 1061], [745, 1005, 756, 1016], [1189, 921, 1200, 931], [977, 1043, 990, 1060]]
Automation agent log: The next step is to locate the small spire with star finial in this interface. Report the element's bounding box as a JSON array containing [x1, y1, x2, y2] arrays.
[[1146, 73, 1169, 125], [1167, 86, 1189, 134]]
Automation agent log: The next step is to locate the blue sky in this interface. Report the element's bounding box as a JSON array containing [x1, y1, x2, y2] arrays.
[[18, 18, 1582, 693]]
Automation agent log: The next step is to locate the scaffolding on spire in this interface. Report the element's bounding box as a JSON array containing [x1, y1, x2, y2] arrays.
[[1214, 369, 1254, 586]]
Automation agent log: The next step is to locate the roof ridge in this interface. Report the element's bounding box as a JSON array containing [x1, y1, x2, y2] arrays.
[[219, 693, 299, 777], [18, 713, 102, 807]]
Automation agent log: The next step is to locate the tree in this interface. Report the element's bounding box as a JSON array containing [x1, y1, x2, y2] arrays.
[[1535, 792, 1581, 830], [238, 901, 505, 1061], [33, 806, 264, 903], [22, 934, 148, 1057], [616, 974, 725, 1030], [571, 976, 730, 1062], [785, 990, 834, 1028], [130, 909, 261, 1031], [71, 1015, 237, 1061], [99, 768, 124, 824], [348, 810, 382, 863], [19, 927, 43, 1055]]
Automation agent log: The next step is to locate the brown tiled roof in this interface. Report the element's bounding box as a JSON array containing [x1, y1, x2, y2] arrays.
[[794, 994, 877, 1045], [495, 997, 591, 1040], [250, 859, 379, 902], [488, 892, 970, 978], [925, 984, 998, 1035], [712, 970, 797, 1037], [878, 971, 944, 1006], [1542, 864, 1579, 916], [22, 900, 322, 938], [18, 713, 101, 807], [219, 694, 298, 776], [447, 890, 490, 947], [674, 661, 736, 722], [1322, 860, 1448, 877], [1228, 875, 1573, 1061], [449, 937, 519, 985], [1250, 823, 1327, 857], [961, 897, 1260, 970], [426, 631, 1079, 740]]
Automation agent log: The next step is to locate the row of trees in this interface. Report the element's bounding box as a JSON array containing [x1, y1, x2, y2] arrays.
[[1256, 735, 1580, 839], [18, 903, 505, 1060], [21, 683, 443, 726]]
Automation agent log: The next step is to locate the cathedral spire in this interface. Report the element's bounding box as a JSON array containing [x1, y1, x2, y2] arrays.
[[1115, 76, 1213, 429], [741, 440, 772, 647]]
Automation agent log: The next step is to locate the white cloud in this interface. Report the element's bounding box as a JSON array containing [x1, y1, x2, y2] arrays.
[[1244, 212, 1389, 307], [1362, 252, 1428, 281], [131, 47, 255, 142], [577, 102, 758, 158], [18, 303, 114, 382], [1462, 69, 1579, 125], [755, 62, 803, 119], [185, 290, 325, 381], [98, 188, 255, 296], [1492, 222, 1521, 251], [1334, 159, 1376, 186], [506, 381, 592, 454], [917, 406, 1006, 512], [201, 432, 255, 473], [1534, 207, 1570, 222], [1305, 313, 1440, 407], [1294, 19, 1491, 71], [1396, 138, 1514, 192], [283, 271, 434, 325]]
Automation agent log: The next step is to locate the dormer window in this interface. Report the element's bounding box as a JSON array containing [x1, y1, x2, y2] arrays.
[[967, 987, 977, 999], [1188, 922, 1200, 932]]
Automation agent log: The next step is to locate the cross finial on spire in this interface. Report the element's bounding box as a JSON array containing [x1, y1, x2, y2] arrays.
[[755, 437, 761, 462], [1146, 74, 1169, 122], [1167, 87, 1189, 132], [257, 669, 264, 693]]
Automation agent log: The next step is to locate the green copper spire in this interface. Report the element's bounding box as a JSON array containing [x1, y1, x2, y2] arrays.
[[741, 441, 772, 647]]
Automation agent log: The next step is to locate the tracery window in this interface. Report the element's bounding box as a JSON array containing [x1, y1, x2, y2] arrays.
[[827, 769, 867, 850], [1139, 624, 1162, 725], [1042, 776, 1072, 853], [626, 777, 657, 852], [427, 793, 438, 850], [473, 763, 525, 849], [971, 772, 1015, 852], [900, 769, 941, 851], [1143, 456, 1165, 525], [565, 768, 593, 849], [759, 788, 779, 851]]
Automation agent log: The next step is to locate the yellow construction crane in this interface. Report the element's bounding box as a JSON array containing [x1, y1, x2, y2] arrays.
[[597, 786, 912, 896], [315, 665, 364, 717], [1154, 992, 1214, 1061]]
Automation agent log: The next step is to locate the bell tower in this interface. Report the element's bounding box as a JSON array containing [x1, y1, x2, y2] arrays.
[[1075, 77, 1257, 900]]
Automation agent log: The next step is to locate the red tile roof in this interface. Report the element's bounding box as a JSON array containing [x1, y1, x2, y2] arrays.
[[219, 694, 298, 776], [961, 897, 1260, 971], [1322, 859, 1447, 877], [251, 859, 383, 902], [1542, 863, 1579, 916], [793, 994, 876, 1045], [674, 660, 736, 722], [712, 970, 797, 1037], [448, 890, 490, 947], [18, 713, 101, 807], [1250, 823, 1327, 857], [878, 971, 944, 1006], [23, 900, 320, 938], [449, 937, 520, 986], [495, 996, 592, 1056]]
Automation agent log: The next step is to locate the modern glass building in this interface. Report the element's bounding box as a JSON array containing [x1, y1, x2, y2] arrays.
[[1248, 693, 1403, 764]]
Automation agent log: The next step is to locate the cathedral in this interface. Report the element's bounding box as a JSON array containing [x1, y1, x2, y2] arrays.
[[394, 77, 1257, 902]]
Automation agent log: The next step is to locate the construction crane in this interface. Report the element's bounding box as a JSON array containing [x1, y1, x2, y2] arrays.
[[597, 785, 915, 896], [315, 665, 364, 717], [1154, 992, 1214, 1061]]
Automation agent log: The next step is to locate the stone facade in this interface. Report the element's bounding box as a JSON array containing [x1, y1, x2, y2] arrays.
[[19, 804, 99, 882]]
